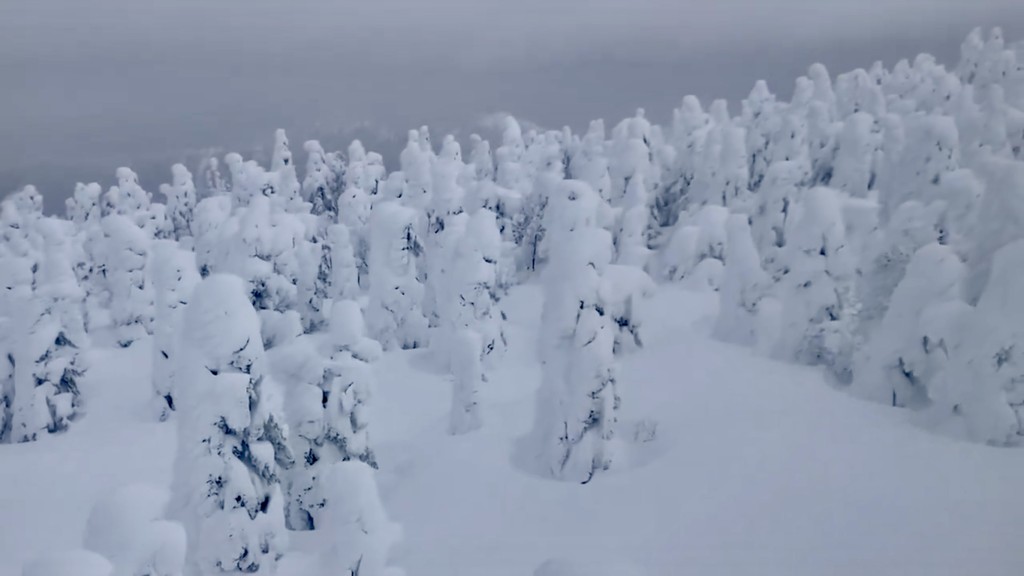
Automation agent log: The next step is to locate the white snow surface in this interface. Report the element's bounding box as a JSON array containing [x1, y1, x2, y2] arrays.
[[2, 285, 1023, 576]]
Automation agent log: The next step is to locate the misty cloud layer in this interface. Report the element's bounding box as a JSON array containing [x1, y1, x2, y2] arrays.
[[3, 0, 1024, 211]]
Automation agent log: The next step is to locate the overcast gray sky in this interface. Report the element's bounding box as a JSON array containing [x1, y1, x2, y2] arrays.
[[2, 0, 1023, 211]]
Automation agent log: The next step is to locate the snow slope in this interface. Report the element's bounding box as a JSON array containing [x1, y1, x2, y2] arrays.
[[2, 285, 1023, 576]]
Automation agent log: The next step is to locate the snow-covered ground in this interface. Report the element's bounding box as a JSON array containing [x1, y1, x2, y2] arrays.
[[3, 284, 1021, 576]]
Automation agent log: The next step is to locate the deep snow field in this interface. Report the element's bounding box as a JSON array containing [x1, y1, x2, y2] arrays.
[[2, 284, 1021, 576]]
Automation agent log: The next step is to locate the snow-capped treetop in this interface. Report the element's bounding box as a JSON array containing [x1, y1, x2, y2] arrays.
[[400, 129, 433, 210], [66, 183, 102, 224], [468, 134, 495, 183], [303, 140, 339, 217], [271, 128, 293, 172], [835, 68, 886, 118], [808, 62, 837, 116], [5, 185, 44, 219], [181, 274, 264, 374], [159, 163, 197, 240]]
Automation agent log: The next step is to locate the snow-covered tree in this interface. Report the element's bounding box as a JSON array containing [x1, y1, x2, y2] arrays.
[[66, 182, 102, 225], [398, 129, 433, 210], [199, 155, 227, 196], [365, 202, 428, 350], [569, 120, 612, 203], [306, 461, 404, 576], [774, 187, 858, 383], [192, 194, 233, 277], [852, 243, 966, 407], [857, 199, 944, 331], [830, 112, 878, 198], [159, 164, 198, 242], [615, 173, 651, 268], [963, 156, 1024, 302], [662, 95, 711, 221], [751, 160, 806, 279], [150, 240, 200, 421], [422, 135, 468, 326], [440, 208, 508, 433], [929, 239, 1024, 445], [100, 214, 152, 347], [713, 215, 769, 347], [657, 204, 728, 286], [303, 140, 340, 218], [528, 180, 620, 483], [449, 208, 506, 364], [741, 80, 779, 190], [106, 167, 170, 238], [11, 219, 89, 442], [601, 264, 655, 355], [325, 224, 360, 303], [63, 183, 106, 330], [448, 329, 483, 435], [218, 195, 309, 323], [171, 274, 293, 576], [282, 300, 381, 531]]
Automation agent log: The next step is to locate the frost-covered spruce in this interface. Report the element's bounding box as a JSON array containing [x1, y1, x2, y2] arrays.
[[601, 263, 655, 355], [443, 208, 508, 433], [529, 180, 620, 483], [615, 173, 651, 269], [0, 191, 43, 442], [449, 208, 507, 365], [100, 213, 153, 347], [218, 194, 310, 341], [929, 239, 1024, 445], [963, 157, 1024, 303], [300, 222, 358, 332], [66, 181, 102, 225], [105, 167, 171, 239], [741, 80, 779, 191], [191, 194, 232, 278], [0, 286, 19, 441], [336, 162, 374, 288], [774, 187, 858, 383], [713, 214, 769, 347], [691, 100, 750, 209], [852, 243, 966, 408], [751, 160, 806, 280], [324, 223, 360, 304], [448, 329, 484, 435], [365, 201, 428, 350], [876, 114, 959, 222], [303, 140, 340, 218], [284, 301, 382, 531], [663, 95, 711, 220], [829, 112, 878, 198], [158, 163, 198, 242], [64, 183, 107, 330], [170, 274, 293, 576], [608, 109, 654, 208], [308, 461, 404, 576], [656, 204, 728, 287], [422, 135, 468, 327], [150, 240, 200, 421], [569, 120, 612, 203], [857, 199, 944, 332], [11, 219, 89, 442], [398, 129, 434, 211]]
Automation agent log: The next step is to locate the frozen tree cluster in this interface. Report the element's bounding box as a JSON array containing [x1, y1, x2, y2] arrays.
[[7, 26, 1024, 575]]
